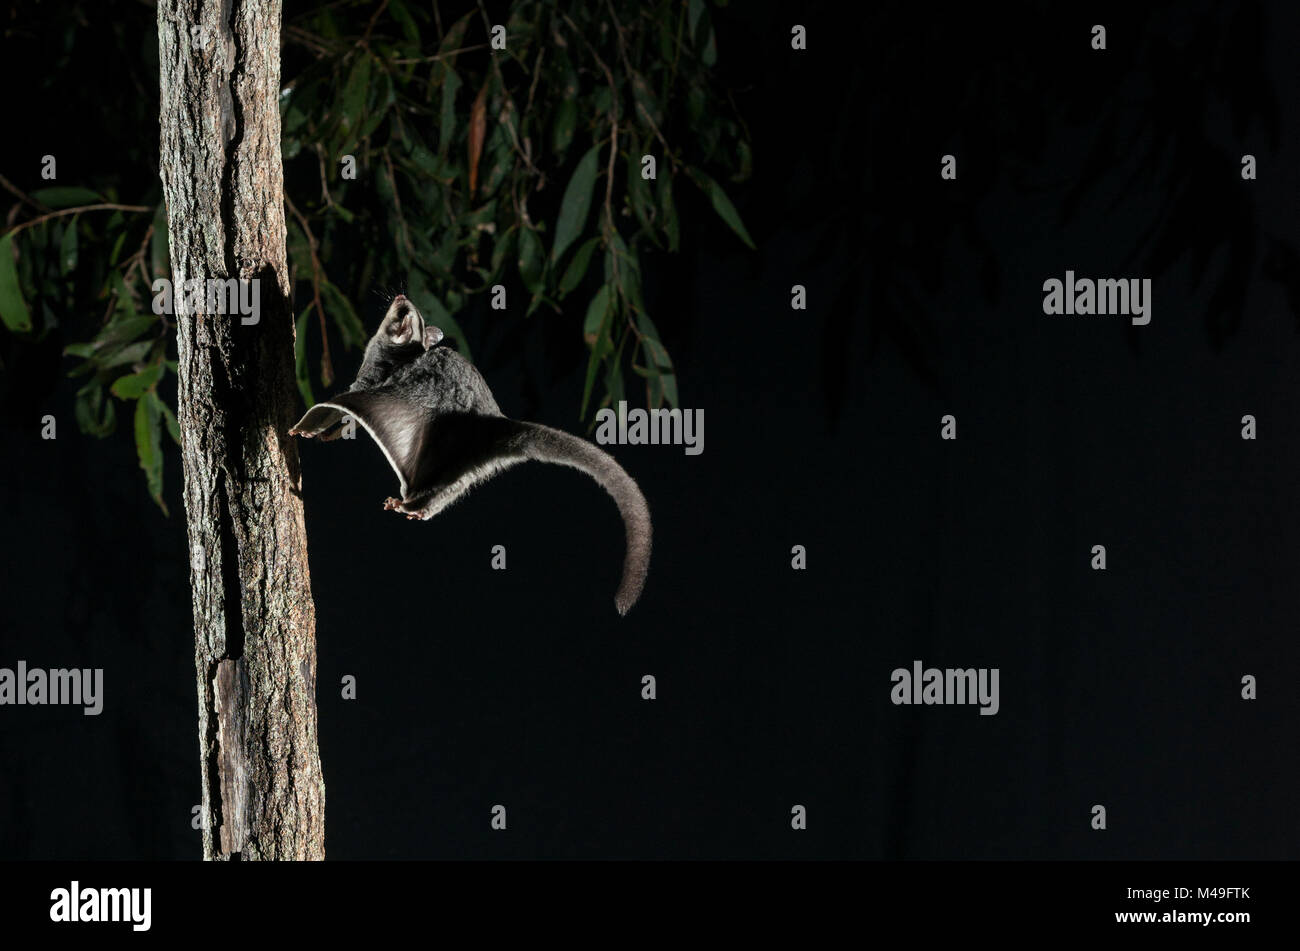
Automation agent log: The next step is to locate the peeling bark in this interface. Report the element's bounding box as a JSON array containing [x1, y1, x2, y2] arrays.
[[157, 0, 324, 860]]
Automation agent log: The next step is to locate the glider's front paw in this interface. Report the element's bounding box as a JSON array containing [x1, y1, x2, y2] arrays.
[[383, 497, 403, 511]]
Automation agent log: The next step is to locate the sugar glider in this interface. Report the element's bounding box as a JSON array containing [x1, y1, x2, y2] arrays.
[[290, 295, 651, 614]]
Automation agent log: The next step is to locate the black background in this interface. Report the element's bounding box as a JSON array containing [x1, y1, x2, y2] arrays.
[[1, 0, 1298, 861]]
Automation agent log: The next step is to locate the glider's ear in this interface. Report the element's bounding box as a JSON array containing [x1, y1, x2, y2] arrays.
[[422, 325, 444, 350], [290, 404, 345, 437]]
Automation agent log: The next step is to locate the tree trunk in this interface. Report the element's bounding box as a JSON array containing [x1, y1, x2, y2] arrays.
[[157, 0, 324, 860]]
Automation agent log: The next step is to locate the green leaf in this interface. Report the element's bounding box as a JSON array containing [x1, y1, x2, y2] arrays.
[[438, 65, 462, 154], [701, 25, 717, 66], [59, 217, 79, 275], [551, 144, 600, 265], [134, 390, 167, 515], [0, 233, 33, 332], [630, 71, 663, 129], [580, 284, 614, 419], [29, 187, 103, 209], [582, 283, 612, 342], [353, 74, 393, 145], [99, 341, 156, 370], [294, 304, 316, 408], [110, 361, 164, 399], [482, 123, 513, 195], [637, 311, 678, 406], [108, 228, 128, 266], [627, 149, 656, 236], [337, 53, 373, 151], [388, 0, 421, 44], [74, 381, 115, 437], [439, 10, 472, 54], [320, 280, 367, 348], [697, 172, 755, 249], [518, 226, 545, 296], [490, 225, 518, 281], [160, 399, 181, 446], [559, 237, 599, 297], [94, 315, 155, 351], [552, 97, 577, 157], [107, 268, 140, 319], [604, 341, 625, 408], [689, 0, 706, 42]]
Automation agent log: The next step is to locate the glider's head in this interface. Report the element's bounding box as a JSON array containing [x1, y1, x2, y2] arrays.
[[381, 295, 444, 351], [352, 294, 446, 389]]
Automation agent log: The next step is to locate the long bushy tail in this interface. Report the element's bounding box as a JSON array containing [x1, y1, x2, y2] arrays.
[[513, 421, 651, 615]]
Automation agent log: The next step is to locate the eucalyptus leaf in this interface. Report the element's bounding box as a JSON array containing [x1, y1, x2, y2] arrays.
[[30, 187, 103, 209], [110, 361, 164, 399], [518, 226, 545, 296], [438, 65, 462, 154], [134, 389, 167, 514], [697, 172, 755, 249], [294, 304, 316, 407], [75, 381, 115, 437], [59, 217, 79, 275], [160, 398, 181, 446], [0, 233, 33, 332], [580, 283, 614, 419], [321, 279, 367, 348], [551, 144, 600, 265], [336, 53, 373, 151], [559, 237, 600, 297]]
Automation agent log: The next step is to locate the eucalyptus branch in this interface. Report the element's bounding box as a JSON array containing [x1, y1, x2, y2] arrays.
[[284, 192, 334, 386], [4, 203, 151, 238], [0, 172, 50, 214]]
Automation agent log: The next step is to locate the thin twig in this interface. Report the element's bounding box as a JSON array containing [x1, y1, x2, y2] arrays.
[[0, 172, 50, 214], [357, 0, 390, 50], [315, 144, 336, 209], [3, 203, 151, 238], [390, 43, 487, 65], [382, 151, 415, 260], [284, 192, 334, 386]]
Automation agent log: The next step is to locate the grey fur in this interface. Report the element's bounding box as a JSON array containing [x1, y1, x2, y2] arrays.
[[290, 296, 651, 615]]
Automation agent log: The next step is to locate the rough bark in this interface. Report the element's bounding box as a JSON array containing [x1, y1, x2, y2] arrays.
[[157, 0, 324, 860]]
